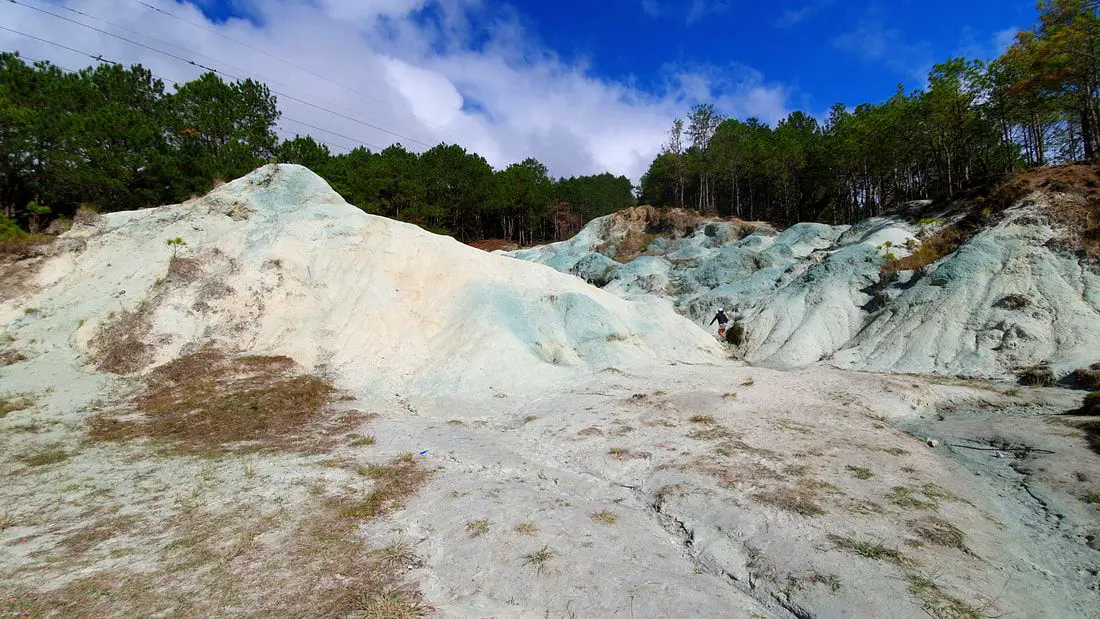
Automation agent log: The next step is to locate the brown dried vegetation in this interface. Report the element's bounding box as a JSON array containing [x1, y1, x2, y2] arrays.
[[89, 350, 340, 454]]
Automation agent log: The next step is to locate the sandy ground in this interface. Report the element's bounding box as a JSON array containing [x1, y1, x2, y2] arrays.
[[2, 354, 1097, 618]]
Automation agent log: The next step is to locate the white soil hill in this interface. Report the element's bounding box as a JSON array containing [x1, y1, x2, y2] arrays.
[[1, 164, 720, 398]]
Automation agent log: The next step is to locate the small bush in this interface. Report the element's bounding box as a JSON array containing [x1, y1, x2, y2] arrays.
[[881, 227, 964, 276], [1065, 364, 1100, 391], [1018, 365, 1056, 387], [1077, 392, 1100, 416]]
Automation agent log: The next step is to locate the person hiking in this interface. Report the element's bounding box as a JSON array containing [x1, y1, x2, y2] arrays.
[[709, 307, 729, 336]]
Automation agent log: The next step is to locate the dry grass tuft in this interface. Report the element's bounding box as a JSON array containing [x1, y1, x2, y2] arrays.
[[165, 255, 203, 284], [753, 487, 826, 517], [888, 486, 939, 510], [88, 350, 339, 454], [18, 443, 70, 467], [690, 414, 717, 425], [687, 426, 736, 441], [827, 534, 906, 564], [590, 510, 618, 525], [335, 456, 432, 520], [846, 465, 874, 480], [608, 446, 646, 460], [90, 302, 155, 374], [881, 227, 964, 276], [906, 573, 985, 619], [522, 545, 557, 575], [466, 519, 491, 537], [514, 522, 538, 535], [0, 392, 33, 418], [910, 517, 968, 552]]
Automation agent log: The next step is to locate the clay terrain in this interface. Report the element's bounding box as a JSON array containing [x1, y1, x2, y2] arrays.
[[1, 165, 1097, 618]]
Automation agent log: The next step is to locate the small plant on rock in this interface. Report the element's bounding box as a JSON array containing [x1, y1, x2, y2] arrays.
[[466, 519, 490, 537], [522, 545, 557, 575]]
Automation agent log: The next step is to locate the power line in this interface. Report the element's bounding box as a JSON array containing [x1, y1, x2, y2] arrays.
[[1, 43, 385, 153], [6, 0, 435, 148], [128, 0, 455, 133], [31, 0, 416, 142]]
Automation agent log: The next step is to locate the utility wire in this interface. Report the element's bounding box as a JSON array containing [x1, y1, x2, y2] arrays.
[[1, 42, 384, 152], [31, 0, 415, 141], [6, 0, 435, 148], [127, 0, 455, 133]]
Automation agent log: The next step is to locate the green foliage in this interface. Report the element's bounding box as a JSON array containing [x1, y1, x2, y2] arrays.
[[640, 1, 1097, 225], [0, 53, 629, 244]]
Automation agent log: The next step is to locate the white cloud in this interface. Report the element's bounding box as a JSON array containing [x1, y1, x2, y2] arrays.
[[832, 16, 932, 82], [994, 27, 1020, 53], [642, 0, 728, 26], [776, 0, 835, 29], [686, 0, 729, 25], [1, 0, 791, 182]]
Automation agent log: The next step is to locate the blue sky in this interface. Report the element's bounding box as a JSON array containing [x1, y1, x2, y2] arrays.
[[494, 0, 1035, 111], [4, 0, 1040, 179]]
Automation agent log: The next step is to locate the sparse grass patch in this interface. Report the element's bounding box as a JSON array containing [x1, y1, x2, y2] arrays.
[[577, 426, 603, 437], [590, 510, 617, 525], [888, 486, 938, 510], [910, 517, 968, 552], [340, 590, 428, 619], [741, 378, 755, 387], [689, 414, 717, 425], [88, 350, 339, 454], [522, 545, 557, 575], [870, 445, 909, 456], [0, 392, 33, 417], [335, 456, 432, 520], [1079, 492, 1099, 504], [881, 226, 964, 277], [753, 487, 826, 517], [608, 446, 644, 460], [465, 519, 490, 537], [90, 301, 155, 374], [775, 419, 812, 434], [827, 534, 905, 564], [349, 434, 377, 447], [722, 392, 737, 400], [846, 465, 874, 480], [19, 443, 70, 467], [59, 515, 140, 554], [688, 426, 735, 441], [906, 573, 984, 619], [514, 522, 538, 535]]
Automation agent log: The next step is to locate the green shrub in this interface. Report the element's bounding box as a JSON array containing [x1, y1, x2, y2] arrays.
[[1078, 392, 1100, 416]]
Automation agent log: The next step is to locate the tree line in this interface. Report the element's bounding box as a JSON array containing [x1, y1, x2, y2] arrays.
[[640, 0, 1099, 226], [0, 53, 632, 243]]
